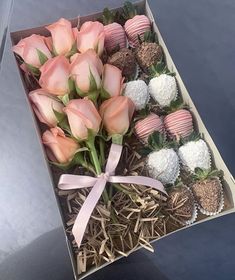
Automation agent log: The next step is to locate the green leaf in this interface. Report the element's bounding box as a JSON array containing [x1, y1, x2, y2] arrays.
[[193, 167, 224, 181], [68, 78, 75, 93], [139, 146, 152, 156], [87, 91, 99, 103], [100, 86, 111, 99], [52, 45, 58, 57], [102, 7, 115, 25], [148, 131, 163, 149], [150, 62, 175, 78], [65, 42, 77, 58], [53, 109, 65, 123], [26, 63, 40, 76], [181, 131, 201, 145], [36, 49, 48, 65], [59, 94, 70, 106], [75, 83, 85, 97], [89, 67, 98, 92], [123, 1, 137, 20]]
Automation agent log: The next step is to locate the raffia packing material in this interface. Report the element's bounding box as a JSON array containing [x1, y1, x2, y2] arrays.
[[11, 1, 235, 279]]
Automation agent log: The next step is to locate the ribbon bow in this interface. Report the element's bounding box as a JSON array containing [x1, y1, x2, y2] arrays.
[[58, 144, 167, 248]]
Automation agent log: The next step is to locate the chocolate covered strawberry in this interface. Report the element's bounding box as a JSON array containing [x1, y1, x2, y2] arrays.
[[148, 62, 178, 108], [135, 31, 163, 73], [163, 100, 194, 139], [135, 113, 164, 143], [123, 1, 151, 47], [145, 132, 179, 184], [178, 133, 211, 172], [167, 182, 197, 225], [108, 48, 137, 79], [191, 168, 224, 215], [102, 8, 127, 53]]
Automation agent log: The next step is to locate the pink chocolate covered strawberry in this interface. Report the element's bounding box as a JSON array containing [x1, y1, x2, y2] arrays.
[[163, 100, 194, 139], [135, 113, 164, 143], [102, 8, 127, 53], [123, 1, 151, 48]]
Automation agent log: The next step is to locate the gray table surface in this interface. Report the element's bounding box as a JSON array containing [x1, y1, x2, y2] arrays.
[[0, 0, 235, 279]]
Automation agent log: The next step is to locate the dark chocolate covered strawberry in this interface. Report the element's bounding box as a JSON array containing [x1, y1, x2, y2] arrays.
[[108, 48, 137, 79], [167, 183, 197, 225]]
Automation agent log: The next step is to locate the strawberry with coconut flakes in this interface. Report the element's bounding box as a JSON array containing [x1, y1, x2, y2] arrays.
[[101, 8, 127, 53], [123, 80, 149, 110], [135, 113, 164, 143], [178, 133, 211, 172], [145, 132, 180, 185], [148, 62, 178, 108], [123, 1, 151, 48]]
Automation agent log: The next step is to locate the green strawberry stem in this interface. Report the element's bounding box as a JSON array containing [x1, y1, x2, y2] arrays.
[[86, 137, 109, 203], [123, 1, 137, 19], [102, 8, 115, 25]]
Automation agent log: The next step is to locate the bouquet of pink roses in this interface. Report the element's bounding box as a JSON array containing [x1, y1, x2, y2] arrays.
[[12, 1, 225, 275]]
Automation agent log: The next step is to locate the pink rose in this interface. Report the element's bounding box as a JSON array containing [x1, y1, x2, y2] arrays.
[[99, 96, 135, 135], [101, 64, 124, 98], [46, 18, 76, 55], [64, 98, 101, 140], [42, 127, 79, 164], [12, 34, 51, 68], [77, 21, 105, 56], [29, 89, 64, 127], [70, 49, 103, 94], [39, 56, 70, 96]]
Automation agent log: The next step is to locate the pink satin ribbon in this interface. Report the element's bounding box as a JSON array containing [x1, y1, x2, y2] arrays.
[[58, 143, 167, 248]]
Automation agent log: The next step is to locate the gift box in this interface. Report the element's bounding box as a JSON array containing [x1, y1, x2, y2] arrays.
[[10, 0, 235, 279]]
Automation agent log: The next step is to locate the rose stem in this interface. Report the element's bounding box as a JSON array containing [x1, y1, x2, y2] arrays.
[[87, 138, 109, 203], [99, 138, 105, 167]]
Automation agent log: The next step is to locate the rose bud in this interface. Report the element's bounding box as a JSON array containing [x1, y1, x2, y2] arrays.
[[70, 49, 103, 95], [39, 56, 70, 96], [77, 21, 105, 56], [99, 96, 135, 136], [101, 64, 124, 98], [42, 127, 79, 164], [64, 98, 101, 140], [29, 89, 64, 127], [12, 34, 51, 68], [46, 18, 77, 56]]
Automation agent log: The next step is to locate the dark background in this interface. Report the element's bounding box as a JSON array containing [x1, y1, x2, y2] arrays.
[[0, 0, 235, 279]]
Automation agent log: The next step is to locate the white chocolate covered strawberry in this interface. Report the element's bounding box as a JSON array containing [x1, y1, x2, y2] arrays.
[[178, 134, 211, 172], [145, 132, 179, 184], [123, 80, 149, 110], [148, 63, 177, 108], [123, 2, 151, 47]]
